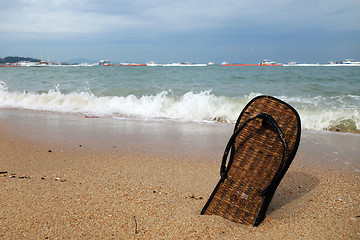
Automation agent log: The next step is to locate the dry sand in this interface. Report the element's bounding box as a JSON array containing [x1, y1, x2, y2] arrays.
[[0, 110, 359, 239]]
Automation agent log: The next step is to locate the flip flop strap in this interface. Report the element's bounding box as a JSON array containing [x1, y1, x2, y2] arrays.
[[220, 113, 287, 197]]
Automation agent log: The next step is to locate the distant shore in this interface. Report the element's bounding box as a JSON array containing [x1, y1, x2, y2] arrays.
[[0, 109, 359, 239], [1, 56, 360, 67]]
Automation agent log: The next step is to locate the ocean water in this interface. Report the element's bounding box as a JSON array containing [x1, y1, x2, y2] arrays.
[[0, 66, 359, 133]]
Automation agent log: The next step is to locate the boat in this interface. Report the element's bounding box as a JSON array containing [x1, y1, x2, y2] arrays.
[[259, 60, 283, 66], [221, 62, 258, 66], [325, 59, 360, 66], [283, 63, 321, 67], [163, 62, 207, 67], [76, 63, 95, 67], [146, 61, 163, 66], [98, 60, 111, 66], [28, 60, 50, 67], [221, 60, 282, 66], [286, 61, 298, 66], [17, 61, 39, 67], [0, 64, 22, 67], [118, 63, 147, 66], [99, 60, 146, 66], [283, 59, 360, 67], [341, 59, 360, 66], [28, 49, 51, 67]]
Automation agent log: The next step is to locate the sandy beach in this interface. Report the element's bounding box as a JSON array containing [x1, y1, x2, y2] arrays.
[[1, 110, 359, 239]]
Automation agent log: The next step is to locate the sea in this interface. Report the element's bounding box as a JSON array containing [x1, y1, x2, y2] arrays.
[[0, 65, 359, 133]]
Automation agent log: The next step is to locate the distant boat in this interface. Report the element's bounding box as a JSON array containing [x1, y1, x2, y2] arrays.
[[325, 59, 360, 66], [99, 60, 146, 66], [283, 59, 360, 67], [221, 60, 282, 66], [163, 62, 207, 67], [221, 62, 258, 66], [146, 61, 163, 66], [18, 61, 40, 67], [283, 63, 322, 67], [76, 63, 95, 67], [39, 60, 48, 66], [98, 60, 111, 66], [0, 64, 22, 67], [341, 59, 360, 65], [259, 60, 283, 66], [118, 63, 147, 66], [29, 49, 51, 67], [28, 61, 49, 67]]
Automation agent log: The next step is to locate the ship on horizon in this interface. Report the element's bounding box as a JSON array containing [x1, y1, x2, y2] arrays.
[[221, 60, 282, 66]]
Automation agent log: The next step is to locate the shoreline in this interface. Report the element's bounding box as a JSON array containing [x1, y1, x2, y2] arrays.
[[1, 109, 359, 173], [1, 109, 359, 239]]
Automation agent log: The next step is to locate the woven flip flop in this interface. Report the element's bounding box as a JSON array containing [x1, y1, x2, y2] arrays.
[[201, 95, 301, 226]]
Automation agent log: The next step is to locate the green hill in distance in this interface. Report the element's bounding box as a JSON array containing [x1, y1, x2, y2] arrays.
[[0, 56, 41, 64]]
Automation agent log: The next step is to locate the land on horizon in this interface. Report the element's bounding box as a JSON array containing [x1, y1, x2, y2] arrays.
[[1, 55, 359, 66], [0, 56, 99, 65]]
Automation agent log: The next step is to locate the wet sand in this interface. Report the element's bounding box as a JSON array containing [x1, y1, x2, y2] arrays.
[[0, 110, 359, 239]]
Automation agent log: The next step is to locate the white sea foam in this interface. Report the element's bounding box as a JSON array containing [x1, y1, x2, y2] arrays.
[[0, 82, 359, 132]]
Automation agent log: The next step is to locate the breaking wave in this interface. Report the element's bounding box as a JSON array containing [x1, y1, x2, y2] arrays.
[[0, 82, 359, 133]]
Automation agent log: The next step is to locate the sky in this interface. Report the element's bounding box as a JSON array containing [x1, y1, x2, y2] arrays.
[[0, 0, 359, 64]]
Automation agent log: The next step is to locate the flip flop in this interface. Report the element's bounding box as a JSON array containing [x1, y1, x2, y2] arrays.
[[201, 95, 301, 226]]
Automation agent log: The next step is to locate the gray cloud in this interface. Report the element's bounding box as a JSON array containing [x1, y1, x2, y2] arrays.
[[0, 0, 359, 62], [2, 0, 359, 36]]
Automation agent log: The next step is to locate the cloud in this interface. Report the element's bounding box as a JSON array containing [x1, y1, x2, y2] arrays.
[[1, 0, 359, 40], [0, 0, 146, 37], [0, 0, 359, 63], [4, 0, 239, 34]]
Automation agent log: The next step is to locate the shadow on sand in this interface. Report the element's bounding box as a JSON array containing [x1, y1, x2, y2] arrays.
[[268, 171, 320, 214]]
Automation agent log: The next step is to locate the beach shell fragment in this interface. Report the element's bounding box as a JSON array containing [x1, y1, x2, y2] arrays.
[[19, 175, 31, 179], [55, 177, 66, 182]]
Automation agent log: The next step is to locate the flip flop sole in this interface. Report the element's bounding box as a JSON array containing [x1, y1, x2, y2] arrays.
[[201, 95, 301, 226]]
